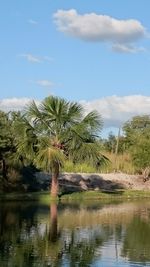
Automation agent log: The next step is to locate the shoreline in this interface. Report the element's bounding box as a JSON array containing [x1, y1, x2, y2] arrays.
[[1, 172, 150, 203], [1, 190, 150, 204]]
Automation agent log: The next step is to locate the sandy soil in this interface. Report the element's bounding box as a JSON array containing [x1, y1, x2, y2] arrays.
[[60, 172, 150, 191], [36, 172, 150, 191]]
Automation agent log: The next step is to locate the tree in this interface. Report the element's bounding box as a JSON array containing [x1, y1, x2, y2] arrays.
[[0, 111, 15, 180], [0, 111, 38, 191], [123, 115, 150, 172], [11, 112, 38, 166], [103, 132, 117, 153], [26, 96, 105, 198]]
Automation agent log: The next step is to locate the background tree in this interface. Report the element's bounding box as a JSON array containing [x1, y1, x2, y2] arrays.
[[123, 115, 150, 172], [103, 132, 117, 153], [11, 112, 38, 166], [0, 111, 15, 181], [103, 131, 127, 155], [0, 111, 38, 192]]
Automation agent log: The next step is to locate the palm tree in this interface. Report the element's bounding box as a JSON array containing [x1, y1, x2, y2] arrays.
[[26, 96, 106, 198]]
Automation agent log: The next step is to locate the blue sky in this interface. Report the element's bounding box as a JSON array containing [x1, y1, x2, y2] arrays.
[[0, 0, 150, 134]]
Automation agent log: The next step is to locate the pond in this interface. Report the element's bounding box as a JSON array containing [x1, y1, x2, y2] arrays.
[[0, 199, 150, 266]]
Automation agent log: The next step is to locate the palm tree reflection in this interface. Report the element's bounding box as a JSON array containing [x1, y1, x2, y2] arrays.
[[0, 203, 111, 266], [49, 202, 58, 243]]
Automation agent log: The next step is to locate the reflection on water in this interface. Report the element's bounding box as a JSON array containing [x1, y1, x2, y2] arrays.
[[0, 200, 150, 266]]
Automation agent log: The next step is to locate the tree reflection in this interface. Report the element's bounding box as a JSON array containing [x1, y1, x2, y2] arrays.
[[49, 202, 58, 243], [61, 229, 105, 267], [0, 203, 39, 267], [122, 216, 150, 263], [2, 202, 150, 266], [0, 202, 111, 267], [45, 203, 109, 266]]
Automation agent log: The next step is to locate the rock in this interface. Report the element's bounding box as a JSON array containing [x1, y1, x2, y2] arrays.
[[79, 180, 88, 190]]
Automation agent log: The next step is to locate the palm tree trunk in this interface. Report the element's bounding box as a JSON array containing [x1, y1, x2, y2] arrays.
[[51, 165, 59, 198]]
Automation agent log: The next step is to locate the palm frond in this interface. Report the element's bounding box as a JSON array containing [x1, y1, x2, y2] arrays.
[[35, 137, 65, 172], [70, 142, 109, 168], [81, 110, 103, 134], [26, 101, 42, 123], [65, 102, 83, 124], [24, 96, 105, 172], [26, 100, 55, 135]]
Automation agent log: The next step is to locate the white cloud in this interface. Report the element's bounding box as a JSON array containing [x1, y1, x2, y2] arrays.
[[36, 80, 54, 88], [28, 19, 38, 25], [112, 43, 145, 53], [54, 9, 147, 52], [43, 56, 54, 62], [81, 95, 150, 127], [0, 95, 150, 129], [19, 54, 54, 63], [0, 98, 37, 112], [19, 54, 42, 63]]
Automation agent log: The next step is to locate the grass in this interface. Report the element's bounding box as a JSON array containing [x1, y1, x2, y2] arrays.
[[63, 153, 135, 174], [102, 152, 135, 174], [1, 189, 150, 204], [0, 191, 51, 204], [63, 161, 98, 173], [61, 190, 150, 200]]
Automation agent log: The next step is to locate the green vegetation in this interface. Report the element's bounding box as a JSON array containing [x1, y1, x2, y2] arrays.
[[0, 96, 108, 197], [26, 96, 107, 198], [0, 191, 51, 204], [0, 97, 150, 197], [123, 115, 150, 172], [61, 190, 150, 201], [63, 153, 135, 174], [1, 190, 150, 204], [102, 115, 150, 175]]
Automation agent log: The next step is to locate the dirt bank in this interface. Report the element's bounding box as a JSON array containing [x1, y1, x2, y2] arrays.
[[36, 172, 150, 192]]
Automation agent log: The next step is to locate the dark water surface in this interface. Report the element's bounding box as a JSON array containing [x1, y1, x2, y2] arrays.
[[0, 200, 150, 267]]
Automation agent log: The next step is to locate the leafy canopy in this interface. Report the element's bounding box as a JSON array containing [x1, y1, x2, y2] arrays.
[[26, 96, 106, 172], [123, 115, 150, 170]]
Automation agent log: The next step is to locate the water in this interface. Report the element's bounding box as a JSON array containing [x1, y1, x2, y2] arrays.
[[0, 200, 150, 267]]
